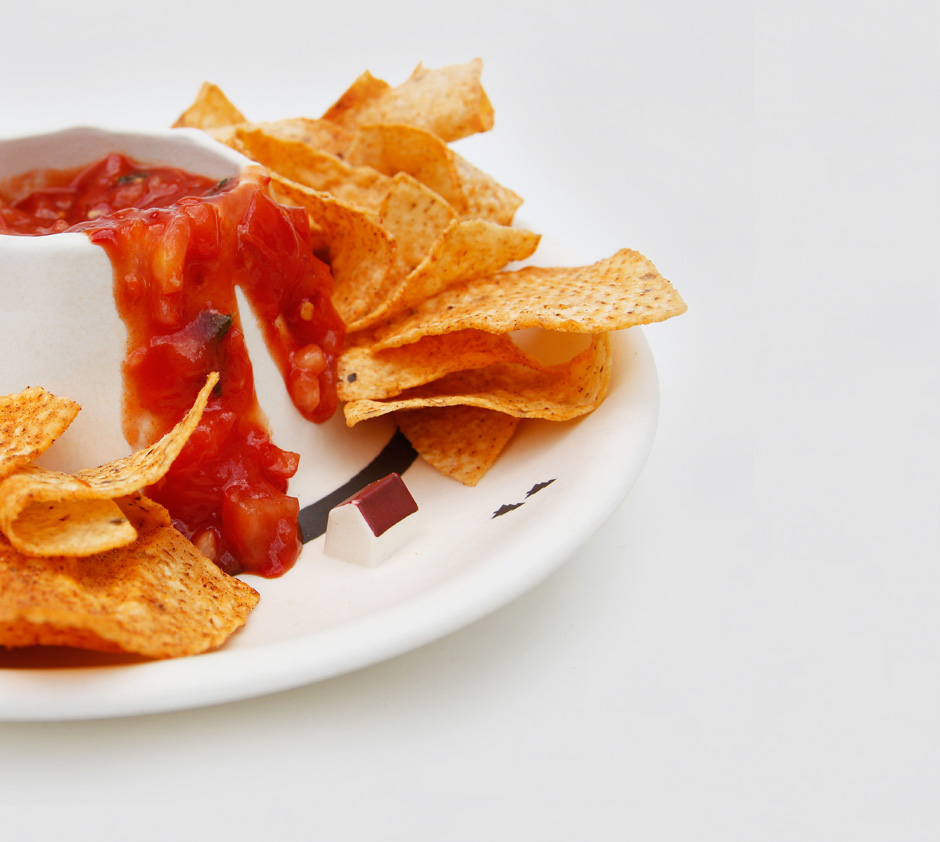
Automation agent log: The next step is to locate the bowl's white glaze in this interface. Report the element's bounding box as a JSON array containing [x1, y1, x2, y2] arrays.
[[0, 127, 250, 472]]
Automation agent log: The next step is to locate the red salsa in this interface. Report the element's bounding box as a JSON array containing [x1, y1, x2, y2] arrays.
[[1, 152, 345, 577]]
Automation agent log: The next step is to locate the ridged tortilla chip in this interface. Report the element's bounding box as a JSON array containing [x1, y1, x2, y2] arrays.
[[268, 174, 396, 325], [323, 59, 494, 142], [0, 494, 259, 659], [344, 333, 613, 425], [395, 406, 520, 487], [235, 127, 391, 213], [0, 387, 80, 481], [240, 118, 354, 157], [347, 123, 465, 211], [339, 330, 540, 402], [371, 249, 687, 350], [345, 123, 521, 225], [347, 219, 540, 331], [452, 154, 523, 225], [377, 173, 457, 273], [0, 373, 217, 557]]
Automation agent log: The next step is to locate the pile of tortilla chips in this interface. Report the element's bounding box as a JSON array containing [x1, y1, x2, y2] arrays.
[[0, 375, 259, 659], [175, 59, 686, 485]]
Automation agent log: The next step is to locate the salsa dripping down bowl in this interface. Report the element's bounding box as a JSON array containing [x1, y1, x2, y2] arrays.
[[0, 126, 251, 474]]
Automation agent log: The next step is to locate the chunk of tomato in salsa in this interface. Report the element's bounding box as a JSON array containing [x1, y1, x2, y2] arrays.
[[2, 153, 345, 577]]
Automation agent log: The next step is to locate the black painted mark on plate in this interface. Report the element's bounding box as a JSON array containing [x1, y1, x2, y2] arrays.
[[526, 479, 556, 498], [492, 502, 525, 518], [492, 478, 557, 519], [298, 430, 418, 543]]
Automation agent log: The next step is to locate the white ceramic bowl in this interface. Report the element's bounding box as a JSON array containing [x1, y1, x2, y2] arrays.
[[0, 127, 250, 472]]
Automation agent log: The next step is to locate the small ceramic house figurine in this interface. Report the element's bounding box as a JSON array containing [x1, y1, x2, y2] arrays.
[[323, 473, 419, 566]]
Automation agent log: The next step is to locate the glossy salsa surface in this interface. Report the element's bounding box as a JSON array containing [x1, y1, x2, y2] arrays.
[[1, 152, 345, 577]]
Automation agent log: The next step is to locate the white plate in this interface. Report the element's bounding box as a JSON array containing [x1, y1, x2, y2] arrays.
[[0, 323, 658, 721], [0, 149, 661, 720]]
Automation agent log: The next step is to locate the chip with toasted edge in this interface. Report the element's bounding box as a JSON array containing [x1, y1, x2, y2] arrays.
[[0, 387, 80, 482], [241, 118, 354, 158], [371, 249, 688, 350], [339, 329, 543, 402], [323, 59, 494, 143], [0, 509, 260, 659], [347, 219, 541, 332], [345, 123, 521, 226], [378, 172, 458, 273], [346, 123, 465, 212], [0, 373, 218, 557], [268, 173, 397, 325], [344, 333, 612, 426], [395, 406, 520, 486], [452, 153, 523, 226], [173, 81, 247, 130], [235, 127, 391, 213]]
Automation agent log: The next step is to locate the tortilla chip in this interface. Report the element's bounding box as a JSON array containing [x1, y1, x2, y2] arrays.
[[344, 333, 612, 425], [339, 329, 541, 401], [346, 123, 521, 225], [348, 219, 540, 331], [268, 174, 397, 324], [323, 59, 494, 142], [242, 118, 354, 157], [346, 123, 465, 211], [0, 511, 259, 659], [0, 373, 217, 557], [0, 387, 80, 482], [395, 406, 520, 486], [371, 249, 687, 349], [236, 127, 391, 213], [173, 81, 247, 130], [452, 153, 523, 225], [377, 173, 457, 272]]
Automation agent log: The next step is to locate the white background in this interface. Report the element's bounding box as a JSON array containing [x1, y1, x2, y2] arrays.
[[1, 0, 937, 838]]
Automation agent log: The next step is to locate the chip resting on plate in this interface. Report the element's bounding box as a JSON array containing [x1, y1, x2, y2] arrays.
[[0, 493, 259, 659], [344, 333, 613, 424]]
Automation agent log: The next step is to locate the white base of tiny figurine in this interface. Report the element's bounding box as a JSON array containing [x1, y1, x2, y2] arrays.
[[323, 505, 418, 567]]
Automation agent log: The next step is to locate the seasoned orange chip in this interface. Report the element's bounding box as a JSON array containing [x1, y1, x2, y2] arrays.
[[377, 173, 458, 273], [236, 126, 391, 213], [395, 406, 520, 486], [346, 123, 521, 225], [344, 333, 612, 425], [452, 154, 523, 225], [0, 504, 259, 659], [371, 250, 687, 350], [339, 329, 541, 401], [173, 81, 246, 130], [268, 174, 397, 325], [323, 59, 494, 143], [0, 387, 80, 482], [348, 219, 540, 331], [0, 373, 217, 558], [240, 118, 354, 157], [347, 123, 465, 211]]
